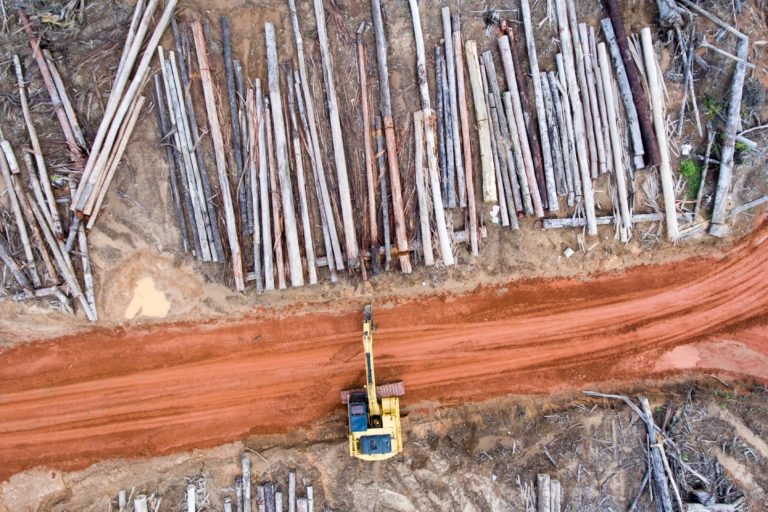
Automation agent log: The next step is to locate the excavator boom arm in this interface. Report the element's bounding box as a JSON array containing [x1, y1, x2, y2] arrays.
[[362, 305, 381, 417]]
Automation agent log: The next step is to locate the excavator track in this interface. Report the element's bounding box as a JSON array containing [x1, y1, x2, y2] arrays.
[[340, 381, 405, 405]]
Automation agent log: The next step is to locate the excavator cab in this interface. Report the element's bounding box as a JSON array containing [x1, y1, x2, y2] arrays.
[[341, 305, 404, 461]]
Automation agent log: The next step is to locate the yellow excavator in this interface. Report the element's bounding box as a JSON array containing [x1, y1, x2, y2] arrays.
[[340, 305, 404, 460]]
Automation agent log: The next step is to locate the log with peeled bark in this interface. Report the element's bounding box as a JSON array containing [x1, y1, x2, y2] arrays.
[[73, 0, 177, 214], [604, 0, 660, 167], [464, 40, 496, 202], [519, 0, 554, 210], [546, 73, 573, 205], [481, 63, 511, 228], [356, 25, 379, 273], [286, 63, 317, 285], [709, 37, 749, 238], [374, 116, 392, 270], [566, 0, 598, 180], [579, 23, 607, 176], [537, 474, 551, 512], [191, 21, 245, 291], [598, 42, 632, 243], [413, 110, 435, 266], [0, 143, 40, 287], [452, 17, 479, 256], [640, 28, 680, 242], [265, 23, 303, 287], [503, 25, 546, 209], [601, 18, 646, 170], [287, 0, 344, 271], [590, 26, 613, 174], [442, 8, 466, 207], [540, 72, 566, 201], [246, 88, 263, 293], [13, 54, 64, 240], [423, 109, 455, 265], [554, 0, 596, 235], [555, 54, 582, 202], [265, 98, 287, 291], [256, 82, 275, 291], [311, 0, 359, 268], [482, 51, 523, 217], [497, 34, 539, 216], [370, 0, 411, 273]]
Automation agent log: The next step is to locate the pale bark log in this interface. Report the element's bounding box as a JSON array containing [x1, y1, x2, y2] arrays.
[[556, 54, 582, 201], [256, 81, 275, 291], [0, 142, 40, 287], [546, 73, 573, 204], [265, 99, 286, 290], [464, 40, 496, 202], [191, 21, 245, 290], [641, 28, 680, 241], [567, 1, 598, 180], [287, 0, 344, 271], [579, 23, 607, 175], [452, 24, 478, 256], [311, 0, 359, 267], [288, 471, 296, 512], [537, 474, 551, 512], [370, 0, 411, 273], [709, 37, 748, 237], [502, 92, 534, 215], [286, 64, 317, 285], [497, 35, 540, 216], [85, 94, 146, 230], [520, 0, 554, 210], [265, 23, 304, 287], [246, 88, 263, 293], [77, 224, 96, 318], [43, 51, 86, 150], [482, 63, 510, 228], [601, 18, 646, 169], [540, 73, 566, 200], [413, 111, 434, 266], [590, 26, 613, 174], [639, 396, 675, 512], [554, 0, 596, 235], [424, 109, 455, 265], [599, 43, 632, 243], [74, 0, 177, 211], [13, 55, 63, 239]]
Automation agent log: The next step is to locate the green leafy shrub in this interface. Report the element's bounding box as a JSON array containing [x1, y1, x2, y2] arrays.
[[679, 158, 701, 199]]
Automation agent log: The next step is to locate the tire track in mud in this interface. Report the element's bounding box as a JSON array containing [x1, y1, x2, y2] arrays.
[[0, 222, 766, 480]]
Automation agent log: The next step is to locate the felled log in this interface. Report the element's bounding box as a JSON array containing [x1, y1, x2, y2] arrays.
[[604, 0, 660, 167], [501, 92, 533, 216], [311, 0, 359, 267], [537, 474, 551, 512], [540, 73, 566, 201], [191, 21, 245, 290], [356, 26, 379, 274], [452, 17, 479, 256], [590, 26, 613, 174], [413, 111, 435, 266], [543, 212, 662, 229], [598, 43, 632, 242], [546, 72, 574, 205], [601, 18, 646, 169], [639, 397, 675, 512], [0, 233, 32, 293], [520, 0, 554, 210], [13, 55, 63, 240], [288, 471, 296, 512], [423, 110, 455, 265], [554, 0, 597, 235], [265, 23, 303, 287], [264, 99, 286, 290], [245, 88, 263, 293], [442, 8, 466, 207], [287, 0, 344, 271], [370, 0, 412, 273], [374, 117, 392, 270], [285, 63, 317, 285], [481, 63, 510, 227], [497, 35, 539, 216], [579, 23, 607, 176], [464, 40, 496, 202], [640, 29, 679, 242], [555, 55, 582, 201], [567, 2, 598, 180]]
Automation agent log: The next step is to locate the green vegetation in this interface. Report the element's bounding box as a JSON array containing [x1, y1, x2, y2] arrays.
[[679, 158, 702, 199], [703, 95, 723, 119]]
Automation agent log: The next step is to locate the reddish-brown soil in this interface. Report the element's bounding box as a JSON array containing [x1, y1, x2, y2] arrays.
[[1, 221, 767, 482]]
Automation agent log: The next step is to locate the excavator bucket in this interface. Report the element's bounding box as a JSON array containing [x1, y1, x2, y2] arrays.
[[340, 381, 405, 405]]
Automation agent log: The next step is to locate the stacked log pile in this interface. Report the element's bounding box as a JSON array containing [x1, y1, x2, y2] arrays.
[[110, 453, 315, 512], [1, 0, 761, 313]]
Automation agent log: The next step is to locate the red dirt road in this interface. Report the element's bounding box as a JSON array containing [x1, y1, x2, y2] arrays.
[[1, 223, 767, 480]]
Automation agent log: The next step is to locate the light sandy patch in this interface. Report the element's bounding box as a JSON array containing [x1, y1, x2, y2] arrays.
[[124, 277, 171, 320]]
